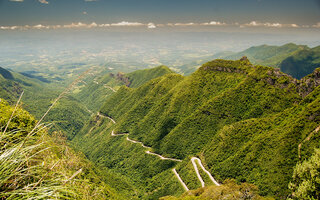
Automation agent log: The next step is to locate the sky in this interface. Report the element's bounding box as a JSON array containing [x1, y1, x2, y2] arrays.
[[0, 0, 320, 31]]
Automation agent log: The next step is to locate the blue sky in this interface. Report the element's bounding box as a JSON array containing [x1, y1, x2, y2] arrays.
[[0, 0, 320, 30]]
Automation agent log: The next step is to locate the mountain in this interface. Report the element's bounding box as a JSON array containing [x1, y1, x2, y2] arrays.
[[0, 67, 91, 140], [280, 46, 320, 79], [217, 43, 308, 67], [0, 67, 22, 102], [74, 66, 174, 112], [179, 43, 309, 76], [71, 58, 320, 199]]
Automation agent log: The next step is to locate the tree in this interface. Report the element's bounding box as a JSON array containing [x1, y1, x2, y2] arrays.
[[289, 148, 320, 200]]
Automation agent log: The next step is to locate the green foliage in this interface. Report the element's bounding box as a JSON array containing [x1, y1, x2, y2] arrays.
[[288, 148, 320, 200], [127, 65, 174, 88], [160, 179, 273, 200], [73, 65, 173, 113], [0, 67, 14, 80], [0, 69, 95, 140], [223, 43, 308, 67], [71, 111, 183, 199], [0, 99, 120, 199], [72, 59, 312, 199], [280, 46, 320, 79]]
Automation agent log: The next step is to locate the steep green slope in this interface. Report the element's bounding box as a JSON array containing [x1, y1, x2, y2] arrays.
[[0, 67, 91, 139], [161, 179, 272, 200], [71, 59, 320, 199], [74, 65, 174, 112], [101, 60, 300, 159], [222, 43, 308, 67], [179, 43, 308, 76], [280, 46, 320, 79], [72, 73, 186, 199], [203, 84, 320, 197], [127, 65, 174, 88]]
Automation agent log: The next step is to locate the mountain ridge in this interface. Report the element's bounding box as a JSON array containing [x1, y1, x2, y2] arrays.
[[71, 58, 320, 198]]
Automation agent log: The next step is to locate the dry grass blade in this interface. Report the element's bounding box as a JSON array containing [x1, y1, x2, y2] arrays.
[[32, 160, 60, 190], [2, 91, 24, 136], [64, 168, 82, 185]]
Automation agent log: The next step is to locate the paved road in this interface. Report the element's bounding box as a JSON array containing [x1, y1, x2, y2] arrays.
[[104, 84, 116, 92], [107, 115, 182, 162], [191, 157, 220, 187], [104, 114, 220, 191], [173, 169, 189, 191]]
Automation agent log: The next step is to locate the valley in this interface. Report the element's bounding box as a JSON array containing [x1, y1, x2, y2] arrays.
[[1, 0, 320, 198], [1, 42, 320, 199]]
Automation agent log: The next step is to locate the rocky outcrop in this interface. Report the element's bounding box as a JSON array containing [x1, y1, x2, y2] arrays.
[[265, 67, 320, 97], [201, 58, 320, 97], [110, 72, 131, 87], [298, 69, 320, 97]]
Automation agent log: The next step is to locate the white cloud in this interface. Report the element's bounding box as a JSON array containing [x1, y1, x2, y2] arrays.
[[98, 24, 110, 27], [147, 23, 156, 29], [10, 0, 24, 2], [174, 22, 196, 26], [240, 21, 303, 28], [89, 22, 97, 28], [313, 22, 320, 28], [34, 24, 49, 29], [85, 0, 98, 1], [63, 22, 89, 28], [111, 21, 144, 26], [39, 0, 49, 4], [264, 22, 282, 27], [83, 11, 87, 15], [1, 26, 10, 30], [247, 21, 259, 26], [201, 21, 226, 26], [0, 21, 309, 31], [242, 21, 281, 28], [290, 24, 299, 28]]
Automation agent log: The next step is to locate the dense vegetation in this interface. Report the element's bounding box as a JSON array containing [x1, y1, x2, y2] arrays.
[[0, 98, 119, 199], [161, 179, 272, 200], [221, 43, 308, 67], [288, 148, 320, 200], [74, 65, 174, 112], [280, 46, 320, 79], [72, 58, 320, 199], [181, 43, 320, 79], [0, 66, 91, 139], [2, 45, 320, 199]]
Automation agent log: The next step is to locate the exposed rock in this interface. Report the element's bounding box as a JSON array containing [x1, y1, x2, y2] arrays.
[[115, 72, 131, 87], [240, 56, 249, 62]]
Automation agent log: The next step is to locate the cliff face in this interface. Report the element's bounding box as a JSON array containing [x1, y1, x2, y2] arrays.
[[110, 72, 131, 86], [201, 58, 320, 98], [298, 69, 320, 97]]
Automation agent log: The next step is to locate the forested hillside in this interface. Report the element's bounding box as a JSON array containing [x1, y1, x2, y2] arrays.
[[280, 46, 320, 79], [74, 66, 174, 112], [180, 43, 318, 78], [221, 43, 307, 67], [72, 58, 320, 199], [0, 66, 91, 139], [2, 54, 320, 199]]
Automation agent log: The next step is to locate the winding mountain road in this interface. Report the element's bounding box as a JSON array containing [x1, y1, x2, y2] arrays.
[[103, 84, 116, 92], [173, 169, 189, 191], [102, 114, 220, 191], [191, 157, 220, 187]]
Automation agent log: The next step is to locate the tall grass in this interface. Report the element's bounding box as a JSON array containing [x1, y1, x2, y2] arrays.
[[0, 68, 116, 199]]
